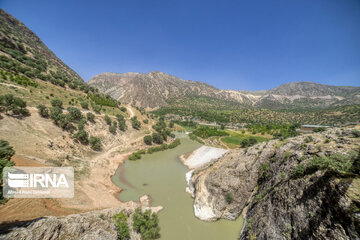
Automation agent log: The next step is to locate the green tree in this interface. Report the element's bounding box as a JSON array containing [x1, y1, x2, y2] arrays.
[[67, 107, 82, 121], [152, 132, 163, 144], [104, 115, 112, 125], [74, 129, 89, 144], [89, 136, 101, 151], [80, 101, 88, 109], [37, 104, 49, 118], [132, 208, 160, 240], [51, 99, 63, 108], [119, 120, 127, 131], [50, 106, 63, 122], [112, 212, 130, 240], [0, 140, 15, 204], [131, 116, 141, 130], [144, 135, 153, 145], [0, 94, 29, 116], [86, 112, 95, 122]]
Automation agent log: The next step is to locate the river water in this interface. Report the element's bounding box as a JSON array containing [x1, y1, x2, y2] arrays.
[[111, 133, 243, 240]]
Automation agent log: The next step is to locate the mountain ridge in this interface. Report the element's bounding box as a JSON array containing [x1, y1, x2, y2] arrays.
[[88, 71, 360, 110]]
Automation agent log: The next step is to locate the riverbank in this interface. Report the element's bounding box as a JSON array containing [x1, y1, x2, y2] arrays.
[[111, 133, 244, 240]]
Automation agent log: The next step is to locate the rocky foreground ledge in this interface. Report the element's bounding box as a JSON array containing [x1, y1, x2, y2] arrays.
[[0, 196, 162, 240], [187, 128, 360, 239]]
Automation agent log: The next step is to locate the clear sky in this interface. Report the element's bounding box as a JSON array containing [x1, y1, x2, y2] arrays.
[[1, 0, 359, 90]]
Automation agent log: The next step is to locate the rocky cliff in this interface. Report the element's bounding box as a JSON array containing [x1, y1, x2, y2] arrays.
[[0, 196, 161, 240], [188, 128, 360, 239]]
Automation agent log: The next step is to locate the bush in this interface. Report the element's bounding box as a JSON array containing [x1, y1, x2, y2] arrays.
[[258, 162, 270, 180], [50, 106, 63, 122], [120, 107, 127, 112], [168, 139, 181, 149], [119, 120, 127, 131], [225, 193, 233, 204], [51, 99, 63, 108], [290, 164, 306, 179], [143, 119, 149, 124], [80, 101, 88, 109], [0, 139, 15, 204], [104, 115, 112, 125], [89, 136, 101, 151], [152, 132, 163, 144], [109, 124, 117, 134], [86, 112, 95, 122], [112, 212, 130, 240], [37, 104, 49, 118], [313, 127, 326, 132], [128, 150, 146, 160], [304, 136, 314, 143], [352, 130, 360, 138], [92, 104, 102, 113], [132, 208, 160, 240], [241, 137, 257, 148], [67, 107, 82, 121], [131, 116, 141, 130], [144, 135, 153, 145], [0, 94, 29, 116], [74, 129, 89, 144]]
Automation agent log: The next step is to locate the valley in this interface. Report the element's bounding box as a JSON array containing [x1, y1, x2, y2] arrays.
[[0, 7, 359, 240]]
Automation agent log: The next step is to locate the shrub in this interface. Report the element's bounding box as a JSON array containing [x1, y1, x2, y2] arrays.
[[80, 101, 88, 109], [168, 139, 181, 149], [0, 139, 15, 204], [112, 212, 130, 240], [92, 104, 102, 113], [0, 94, 29, 116], [225, 193, 233, 204], [67, 107, 82, 121], [143, 119, 149, 124], [128, 150, 146, 160], [144, 135, 153, 145], [104, 115, 112, 125], [51, 99, 63, 108], [152, 132, 163, 144], [290, 164, 306, 179], [37, 104, 49, 118], [74, 129, 89, 144], [258, 162, 270, 180], [109, 124, 117, 134], [313, 127, 326, 132], [132, 208, 160, 240], [50, 106, 63, 122], [119, 120, 127, 131], [89, 136, 101, 151], [352, 130, 360, 138], [86, 112, 95, 122], [131, 116, 141, 130], [120, 107, 127, 112], [304, 136, 314, 143]]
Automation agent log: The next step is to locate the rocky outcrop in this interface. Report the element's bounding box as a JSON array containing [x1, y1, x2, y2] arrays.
[[0, 196, 162, 240], [189, 128, 360, 239]]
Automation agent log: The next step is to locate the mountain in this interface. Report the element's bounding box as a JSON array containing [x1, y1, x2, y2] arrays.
[[89, 72, 360, 110], [0, 9, 86, 89]]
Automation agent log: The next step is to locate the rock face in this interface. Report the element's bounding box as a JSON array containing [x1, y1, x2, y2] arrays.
[[88, 71, 360, 110], [0, 198, 161, 240], [188, 128, 360, 239]]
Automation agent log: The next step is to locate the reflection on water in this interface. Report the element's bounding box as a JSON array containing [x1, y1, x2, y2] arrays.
[[111, 133, 244, 240]]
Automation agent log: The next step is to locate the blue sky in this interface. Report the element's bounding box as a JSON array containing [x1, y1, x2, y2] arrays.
[[1, 0, 359, 90]]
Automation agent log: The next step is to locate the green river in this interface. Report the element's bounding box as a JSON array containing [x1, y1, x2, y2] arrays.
[[111, 133, 244, 240]]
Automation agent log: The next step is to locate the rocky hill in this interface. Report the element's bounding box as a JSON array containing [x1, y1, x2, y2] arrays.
[[89, 72, 360, 110], [0, 9, 87, 90], [187, 128, 360, 239]]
